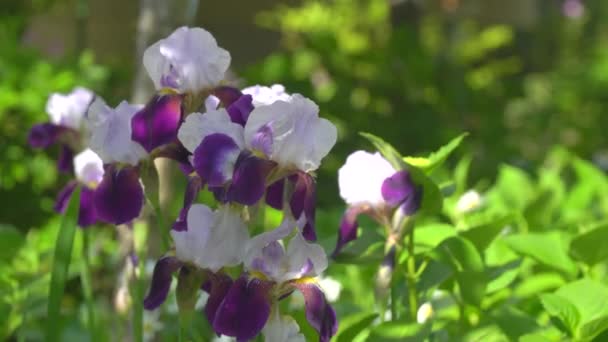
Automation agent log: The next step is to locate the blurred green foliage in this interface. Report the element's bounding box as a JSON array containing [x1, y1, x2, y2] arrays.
[[244, 0, 608, 205], [0, 5, 109, 229]]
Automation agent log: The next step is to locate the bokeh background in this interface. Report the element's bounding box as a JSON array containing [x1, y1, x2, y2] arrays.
[[2, 0, 608, 339]]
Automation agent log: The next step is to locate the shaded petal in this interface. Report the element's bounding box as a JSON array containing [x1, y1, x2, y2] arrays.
[[28, 123, 65, 148], [177, 109, 244, 153], [250, 123, 274, 157], [46, 87, 94, 129], [203, 273, 234, 325], [332, 206, 368, 257], [74, 148, 104, 185], [57, 145, 74, 174], [172, 174, 203, 231], [78, 187, 99, 227], [290, 173, 317, 241], [226, 94, 254, 126], [192, 133, 240, 187], [242, 84, 291, 107], [143, 256, 183, 310], [381, 170, 420, 212], [212, 86, 242, 107], [213, 276, 273, 341], [131, 94, 183, 152], [226, 152, 276, 206], [263, 310, 306, 342], [292, 282, 338, 342], [93, 165, 144, 225], [285, 233, 328, 279], [265, 179, 284, 210]]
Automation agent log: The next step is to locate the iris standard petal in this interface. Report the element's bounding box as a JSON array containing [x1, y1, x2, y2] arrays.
[[93, 165, 144, 225], [131, 93, 183, 152], [213, 276, 273, 341], [143, 256, 183, 310]]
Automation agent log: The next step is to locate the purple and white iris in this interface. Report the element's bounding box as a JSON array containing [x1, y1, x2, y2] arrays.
[[28, 87, 94, 173], [333, 150, 422, 256], [210, 218, 337, 341], [143, 26, 231, 94]]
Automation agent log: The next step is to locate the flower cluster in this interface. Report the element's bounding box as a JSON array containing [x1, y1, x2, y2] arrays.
[[30, 26, 338, 341]]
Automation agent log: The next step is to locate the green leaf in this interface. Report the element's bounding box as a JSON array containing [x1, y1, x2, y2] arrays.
[[569, 222, 608, 266], [541, 279, 608, 340], [504, 232, 577, 277], [514, 273, 566, 298], [460, 215, 513, 253], [359, 132, 405, 170], [431, 236, 486, 306], [413, 223, 456, 253], [405, 162, 443, 215], [0, 224, 24, 261], [540, 293, 581, 336], [333, 241, 385, 265], [47, 186, 81, 342], [334, 312, 378, 342], [403, 133, 468, 173], [368, 321, 431, 341]]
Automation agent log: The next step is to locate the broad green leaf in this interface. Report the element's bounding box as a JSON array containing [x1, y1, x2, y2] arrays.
[[569, 222, 608, 266], [487, 164, 535, 211], [47, 186, 81, 342], [368, 321, 431, 341], [403, 133, 468, 174], [460, 215, 513, 253], [493, 308, 540, 340], [414, 223, 456, 253], [485, 259, 521, 293], [0, 224, 24, 261], [540, 293, 580, 336], [416, 259, 453, 292], [359, 132, 405, 170], [514, 273, 566, 298], [504, 232, 577, 277], [431, 236, 486, 306], [334, 312, 378, 342], [543, 279, 608, 340]]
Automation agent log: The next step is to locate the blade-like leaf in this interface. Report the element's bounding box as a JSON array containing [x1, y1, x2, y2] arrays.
[[334, 312, 378, 342], [47, 186, 81, 342], [404, 133, 468, 174], [359, 132, 405, 170], [570, 222, 608, 266]]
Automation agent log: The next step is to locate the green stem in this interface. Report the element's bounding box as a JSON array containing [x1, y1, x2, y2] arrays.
[[81, 230, 96, 340], [406, 227, 418, 322], [390, 282, 398, 321], [131, 242, 145, 342]]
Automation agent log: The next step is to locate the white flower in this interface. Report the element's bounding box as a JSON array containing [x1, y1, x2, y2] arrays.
[[46, 87, 94, 129], [318, 276, 342, 302], [455, 190, 483, 214], [338, 151, 396, 206], [73, 148, 104, 185], [177, 109, 244, 153], [86, 97, 148, 165], [263, 310, 306, 342], [171, 204, 249, 272], [417, 302, 433, 324], [245, 217, 328, 283], [143, 310, 163, 342], [242, 84, 291, 107], [244, 94, 337, 172], [143, 26, 231, 94]]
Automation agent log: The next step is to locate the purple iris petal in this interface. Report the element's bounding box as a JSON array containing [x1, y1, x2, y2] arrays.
[[213, 276, 273, 341], [226, 94, 254, 126], [290, 173, 317, 241], [57, 145, 74, 174], [172, 174, 203, 231], [381, 170, 417, 207], [54, 181, 77, 214], [250, 123, 273, 157], [226, 152, 276, 206], [213, 86, 242, 107], [143, 256, 183, 310], [293, 282, 338, 342], [78, 187, 99, 227], [332, 206, 368, 257], [193, 133, 240, 187], [203, 273, 234, 326], [93, 165, 144, 225], [265, 179, 284, 210], [131, 94, 183, 152], [28, 123, 64, 148]]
